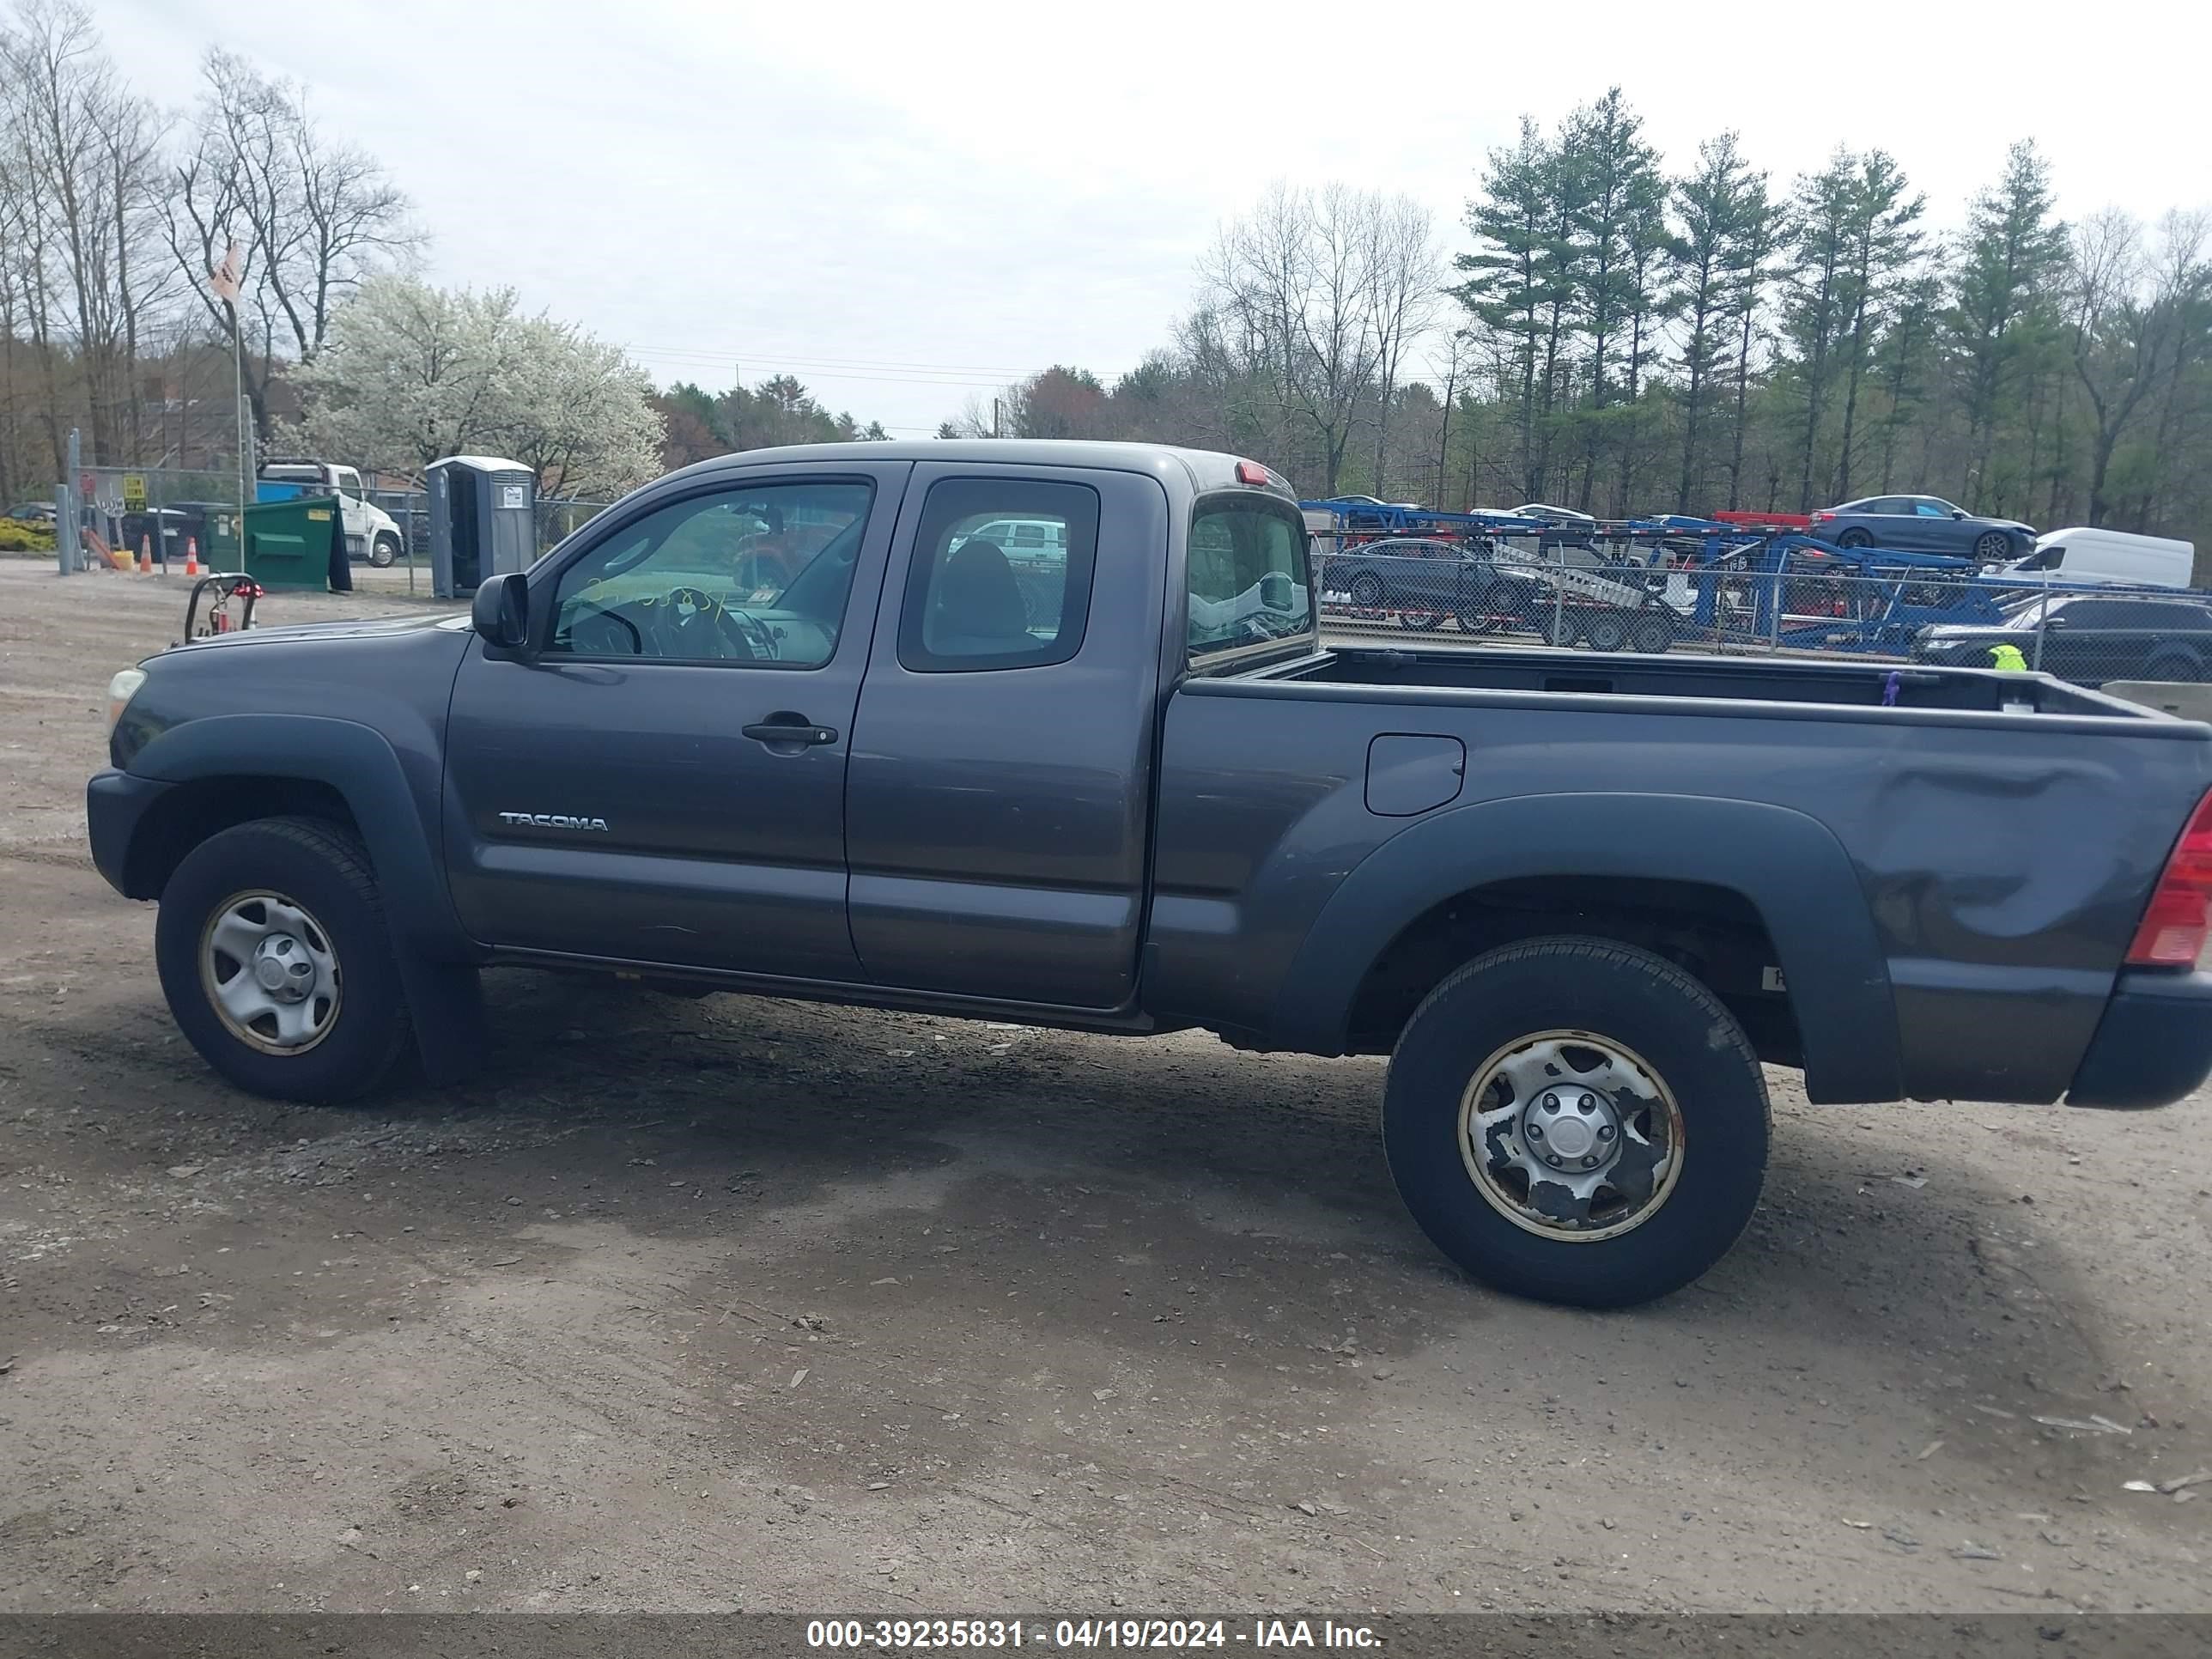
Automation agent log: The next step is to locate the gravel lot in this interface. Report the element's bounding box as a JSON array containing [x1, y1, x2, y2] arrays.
[[2, 557, 2209, 1616]]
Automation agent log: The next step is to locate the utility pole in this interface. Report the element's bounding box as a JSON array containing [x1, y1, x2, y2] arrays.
[[993, 398, 1003, 441], [233, 309, 253, 518]]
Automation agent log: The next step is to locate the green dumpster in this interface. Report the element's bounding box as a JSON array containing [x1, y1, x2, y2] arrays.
[[244, 495, 349, 592], [173, 501, 243, 568]]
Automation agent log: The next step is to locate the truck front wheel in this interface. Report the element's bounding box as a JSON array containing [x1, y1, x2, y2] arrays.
[[1382, 937, 1769, 1308], [155, 817, 414, 1103], [369, 533, 400, 568]]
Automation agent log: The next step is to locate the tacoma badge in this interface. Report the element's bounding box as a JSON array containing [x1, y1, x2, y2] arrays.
[[498, 811, 611, 831]]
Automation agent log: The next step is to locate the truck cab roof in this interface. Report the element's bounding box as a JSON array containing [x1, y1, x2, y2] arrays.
[[655, 439, 1299, 501]]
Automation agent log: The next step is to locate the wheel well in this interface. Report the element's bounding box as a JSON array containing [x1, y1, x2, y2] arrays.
[[1342, 875, 1802, 1066], [123, 777, 362, 899]]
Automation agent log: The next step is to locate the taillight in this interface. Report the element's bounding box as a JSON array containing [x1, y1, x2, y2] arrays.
[[1810, 510, 1835, 524], [2127, 789, 2212, 966]]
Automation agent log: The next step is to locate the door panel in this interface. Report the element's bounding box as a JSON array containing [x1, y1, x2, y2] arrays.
[[442, 462, 909, 977], [845, 464, 1170, 1008]]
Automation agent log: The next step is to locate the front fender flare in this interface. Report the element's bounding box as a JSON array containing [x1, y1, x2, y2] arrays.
[[128, 713, 465, 962], [1271, 793, 1901, 1104]]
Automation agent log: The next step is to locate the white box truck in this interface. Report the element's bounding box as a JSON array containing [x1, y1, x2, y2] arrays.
[[258, 460, 408, 567]]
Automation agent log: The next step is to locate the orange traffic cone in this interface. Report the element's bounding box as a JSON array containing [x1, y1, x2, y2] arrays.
[[183, 536, 200, 577], [137, 535, 153, 574]]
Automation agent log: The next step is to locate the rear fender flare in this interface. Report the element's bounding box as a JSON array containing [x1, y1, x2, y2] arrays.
[[1271, 792, 1901, 1103]]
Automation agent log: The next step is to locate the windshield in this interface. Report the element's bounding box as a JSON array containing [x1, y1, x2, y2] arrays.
[[1188, 495, 1314, 660]]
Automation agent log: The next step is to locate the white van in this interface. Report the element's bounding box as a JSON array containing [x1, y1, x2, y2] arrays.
[[1999, 526, 2195, 590]]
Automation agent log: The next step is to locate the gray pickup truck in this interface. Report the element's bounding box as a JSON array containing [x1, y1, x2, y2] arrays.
[[88, 441, 2212, 1307]]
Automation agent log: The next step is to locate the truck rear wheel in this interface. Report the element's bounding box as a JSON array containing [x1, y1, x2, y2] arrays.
[[1382, 937, 1769, 1308], [155, 817, 413, 1103]]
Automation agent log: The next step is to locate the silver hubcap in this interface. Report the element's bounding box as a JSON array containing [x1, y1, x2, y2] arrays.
[[199, 890, 342, 1054], [1458, 1030, 1685, 1242]]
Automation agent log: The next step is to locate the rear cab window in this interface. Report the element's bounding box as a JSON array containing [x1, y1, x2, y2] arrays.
[[896, 478, 1100, 672], [1188, 493, 1315, 666]]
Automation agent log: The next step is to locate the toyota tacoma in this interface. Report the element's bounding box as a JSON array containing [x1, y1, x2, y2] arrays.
[[88, 442, 2212, 1306]]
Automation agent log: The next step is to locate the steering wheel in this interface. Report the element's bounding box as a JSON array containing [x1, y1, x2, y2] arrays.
[[653, 586, 777, 661], [565, 598, 645, 656]]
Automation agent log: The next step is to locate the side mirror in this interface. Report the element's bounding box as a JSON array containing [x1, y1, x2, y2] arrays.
[[471, 571, 531, 653], [1952, 508, 1968, 520]]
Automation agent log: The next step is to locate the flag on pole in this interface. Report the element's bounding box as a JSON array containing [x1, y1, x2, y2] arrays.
[[210, 240, 244, 304]]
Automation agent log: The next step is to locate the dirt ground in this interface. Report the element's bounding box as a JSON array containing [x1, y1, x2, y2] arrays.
[[2, 556, 2209, 1617]]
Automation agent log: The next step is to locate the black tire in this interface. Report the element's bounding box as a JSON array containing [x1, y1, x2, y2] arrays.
[[1455, 603, 1500, 636], [1972, 531, 2011, 564], [1629, 613, 1674, 653], [1347, 571, 1384, 609], [1584, 612, 1631, 653], [1835, 527, 1872, 549], [155, 816, 413, 1103], [1546, 609, 1583, 647], [368, 534, 400, 568], [1459, 579, 1521, 635], [1382, 937, 1771, 1308]]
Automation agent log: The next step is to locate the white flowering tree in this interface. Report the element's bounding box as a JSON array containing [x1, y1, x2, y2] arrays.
[[289, 276, 665, 498]]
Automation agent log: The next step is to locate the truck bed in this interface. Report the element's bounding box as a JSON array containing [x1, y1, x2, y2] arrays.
[[1146, 639, 2212, 1109], [1280, 641, 2160, 720]]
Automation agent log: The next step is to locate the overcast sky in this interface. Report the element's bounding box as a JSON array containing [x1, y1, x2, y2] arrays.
[[101, 0, 2212, 436]]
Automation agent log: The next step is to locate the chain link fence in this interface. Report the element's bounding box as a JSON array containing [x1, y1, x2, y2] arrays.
[[365, 489, 611, 564], [1314, 544, 2212, 689], [56, 465, 610, 583]]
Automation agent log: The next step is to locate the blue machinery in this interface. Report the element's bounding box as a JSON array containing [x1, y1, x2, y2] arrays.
[[1298, 501, 2050, 653]]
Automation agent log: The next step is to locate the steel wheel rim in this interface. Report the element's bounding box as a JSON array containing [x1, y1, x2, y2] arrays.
[[198, 889, 343, 1055], [1457, 1029, 1686, 1242]]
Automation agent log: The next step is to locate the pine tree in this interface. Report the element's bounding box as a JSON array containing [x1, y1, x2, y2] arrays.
[[1832, 151, 1923, 500], [1671, 131, 1757, 513], [1875, 268, 1942, 492], [1561, 88, 1663, 508], [1455, 118, 1558, 500], [1722, 170, 1784, 512], [1945, 139, 2070, 495], [1784, 148, 1858, 510]]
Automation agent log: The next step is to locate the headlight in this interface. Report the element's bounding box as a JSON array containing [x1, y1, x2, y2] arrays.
[[106, 666, 146, 733]]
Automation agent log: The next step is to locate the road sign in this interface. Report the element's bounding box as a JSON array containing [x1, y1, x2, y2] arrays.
[[122, 474, 147, 512]]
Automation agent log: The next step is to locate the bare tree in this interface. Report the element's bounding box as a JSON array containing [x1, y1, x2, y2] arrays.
[[164, 47, 419, 442], [1363, 195, 1443, 495], [1201, 182, 1395, 495], [2123, 210, 2212, 529], [3, 0, 164, 463]]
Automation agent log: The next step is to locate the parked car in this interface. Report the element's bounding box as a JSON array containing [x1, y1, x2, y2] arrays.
[[90, 441, 2212, 1309], [1914, 592, 2212, 685], [1809, 495, 2033, 562], [1320, 537, 1547, 631], [1999, 526, 2195, 591], [1492, 501, 1601, 557], [8, 500, 58, 523]]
